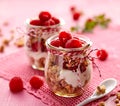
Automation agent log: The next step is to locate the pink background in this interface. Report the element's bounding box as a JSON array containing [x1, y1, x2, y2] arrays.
[[0, 0, 120, 106]]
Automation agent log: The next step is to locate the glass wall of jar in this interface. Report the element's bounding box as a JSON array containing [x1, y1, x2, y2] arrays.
[[45, 34, 93, 97], [25, 18, 62, 71]]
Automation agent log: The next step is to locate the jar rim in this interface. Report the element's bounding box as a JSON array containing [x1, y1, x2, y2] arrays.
[[25, 18, 65, 28], [46, 34, 93, 52]]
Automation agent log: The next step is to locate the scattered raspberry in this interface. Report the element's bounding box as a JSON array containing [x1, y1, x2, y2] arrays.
[[96, 49, 108, 61], [30, 19, 42, 26], [9, 77, 23, 93], [65, 38, 82, 48], [73, 12, 81, 21], [39, 11, 51, 22], [59, 31, 72, 47], [50, 39, 61, 47], [29, 76, 43, 89]]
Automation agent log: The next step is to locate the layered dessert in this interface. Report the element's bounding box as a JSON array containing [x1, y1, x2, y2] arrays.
[[45, 31, 93, 97], [25, 11, 62, 70]]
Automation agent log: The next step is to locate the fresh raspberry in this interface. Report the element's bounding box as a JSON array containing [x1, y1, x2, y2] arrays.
[[59, 31, 72, 47], [65, 38, 82, 48], [39, 11, 51, 22], [9, 77, 23, 93], [96, 49, 108, 61], [29, 76, 43, 89], [51, 17, 60, 24], [30, 19, 41, 26], [50, 39, 61, 47], [43, 19, 55, 26], [73, 12, 81, 21]]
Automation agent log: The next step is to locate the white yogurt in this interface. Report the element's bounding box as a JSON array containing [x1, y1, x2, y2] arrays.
[[59, 69, 78, 87], [59, 62, 92, 87]]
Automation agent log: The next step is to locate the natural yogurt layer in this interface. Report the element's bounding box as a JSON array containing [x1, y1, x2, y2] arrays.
[[59, 62, 92, 88]]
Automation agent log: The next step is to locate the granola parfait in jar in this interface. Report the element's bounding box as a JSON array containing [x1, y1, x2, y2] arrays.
[[45, 31, 93, 97], [25, 11, 63, 70]]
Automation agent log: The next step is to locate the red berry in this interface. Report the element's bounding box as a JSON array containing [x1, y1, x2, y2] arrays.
[[30, 76, 43, 89], [65, 38, 82, 48], [30, 19, 41, 26], [59, 31, 72, 47], [43, 19, 55, 26], [39, 11, 51, 22], [96, 49, 108, 61], [73, 12, 80, 21], [51, 17, 60, 24], [50, 39, 61, 47], [9, 77, 23, 93]]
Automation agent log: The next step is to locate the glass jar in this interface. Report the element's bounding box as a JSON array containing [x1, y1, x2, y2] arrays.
[[25, 18, 62, 71], [45, 34, 93, 97]]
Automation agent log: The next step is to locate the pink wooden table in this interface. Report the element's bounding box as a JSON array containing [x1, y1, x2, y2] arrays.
[[0, 0, 120, 106]]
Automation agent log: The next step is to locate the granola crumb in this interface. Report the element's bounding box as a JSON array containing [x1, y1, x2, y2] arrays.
[[116, 92, 120, 100], [0, 45, 4, 53], [116, 103, 120, 106], [96, 85, 106, 95], [98, 101, 105, 106], [14, 36, 24, 47], [115, 99, 119, 104], [2, 39, 10, 46]]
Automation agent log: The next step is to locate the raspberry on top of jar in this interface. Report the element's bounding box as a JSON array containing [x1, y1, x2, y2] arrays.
[[49, 31, 92, 50], [29, 11, 60, 26]]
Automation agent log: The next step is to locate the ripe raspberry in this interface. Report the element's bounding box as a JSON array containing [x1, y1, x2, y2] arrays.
[[43, 19, 55, 26], [59, 31, 72, 47], [51, 17, 60, 24], [9, 77, 23, 93], [65, 38, 82, 48], [73, 12, 80, 21], [30, 19, 41, 26], [96, 49, 108, 61], [50, 39, 61, 47], [39, 11, 51, 22], [29, 76, 43, 89]]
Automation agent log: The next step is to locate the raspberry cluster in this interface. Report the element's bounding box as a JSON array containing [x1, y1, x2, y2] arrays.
[[30, 11, 60, 26], [50, 31, 84, 48]]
